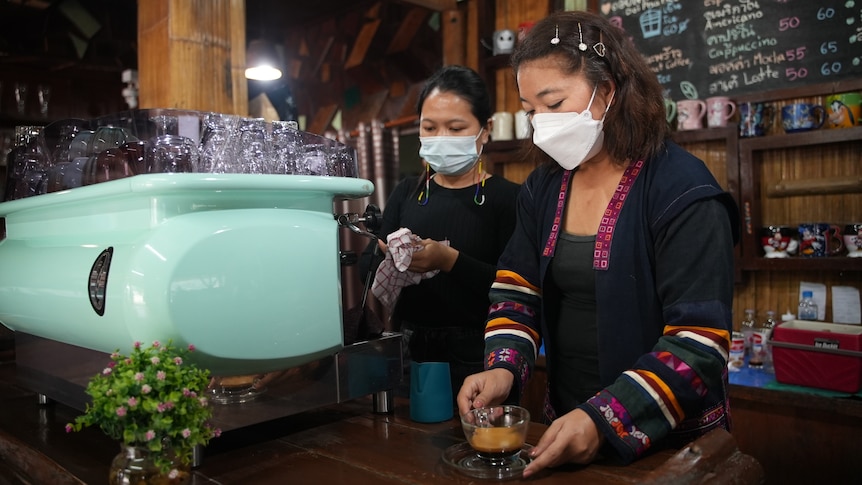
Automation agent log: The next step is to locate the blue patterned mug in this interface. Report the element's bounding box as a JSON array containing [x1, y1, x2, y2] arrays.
[[798, 223, 844, 257], [739, 102, 774, 137], [781, 103, 826, 133]]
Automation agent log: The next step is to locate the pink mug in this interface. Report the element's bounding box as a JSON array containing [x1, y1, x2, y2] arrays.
[[706, 96, 736, 128], [676, 99, 707, 130]]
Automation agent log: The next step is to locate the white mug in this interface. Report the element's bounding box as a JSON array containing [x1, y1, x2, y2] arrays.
[[491, 111, 514, 141], [514, 109, 531, 139]]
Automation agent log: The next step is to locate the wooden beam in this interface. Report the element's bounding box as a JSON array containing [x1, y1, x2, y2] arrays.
[[441, 9, 465, 66], [400, 0, 457, 10], [386, 7, 428, 54], [344, 18, 381, 69]]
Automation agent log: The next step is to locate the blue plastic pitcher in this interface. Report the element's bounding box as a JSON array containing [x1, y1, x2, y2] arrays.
[[410, 361, 453, 423]]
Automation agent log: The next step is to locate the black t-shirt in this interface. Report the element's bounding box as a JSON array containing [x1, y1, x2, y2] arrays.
[[362, 174, 520, 329]]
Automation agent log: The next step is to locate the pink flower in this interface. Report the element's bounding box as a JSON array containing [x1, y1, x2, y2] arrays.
[[65, 424, 73, 433], [108, 361, 116, 368], [145, 430, 156, 441], [141, 384, 152, 394], [174, 357, 183, 365], [168, 469, 179, 479], [116, 406, 127, 417], [182, 428, 191, 438], [134, 372, 145, 382], [102, 367, 112, 375], [134, 341, 141, 349], [110, 351, 120, 359], [152, 340, 161, 348], [157, 403, 167, 413], [156, 371, 166, 380], [127, 397, 138, 407], [183, 388, 191, 397], [187, 344, 196, 352], [150, 356, 161, 365], [213, 428, 222, 438]]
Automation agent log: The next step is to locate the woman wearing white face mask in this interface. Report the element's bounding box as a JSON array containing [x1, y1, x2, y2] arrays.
[[361, 65, 520, 401], [457, 11, 739, 476]]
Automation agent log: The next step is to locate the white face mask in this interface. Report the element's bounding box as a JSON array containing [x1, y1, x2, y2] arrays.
[[531, 85, 614, 170], [418, 129, 483, 176]]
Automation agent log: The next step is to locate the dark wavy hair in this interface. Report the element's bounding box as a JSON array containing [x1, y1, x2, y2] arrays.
[[416, 65, 492, 125], [511, 10, 668, 166]]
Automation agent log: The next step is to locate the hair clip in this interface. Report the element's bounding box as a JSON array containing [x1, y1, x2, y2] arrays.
[[593, 31, 606, 57], [551, 24, 560, 45], [577, 23, 587, 52]]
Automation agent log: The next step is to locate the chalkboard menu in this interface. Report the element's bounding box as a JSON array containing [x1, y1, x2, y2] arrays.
[[602, 0, 862, 100]]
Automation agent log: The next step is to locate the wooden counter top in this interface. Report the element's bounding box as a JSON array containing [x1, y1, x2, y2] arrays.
[[0, 362, 762, 484]]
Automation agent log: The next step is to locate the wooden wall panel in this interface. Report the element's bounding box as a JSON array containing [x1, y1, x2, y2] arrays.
[[491, 0, 550, 113]]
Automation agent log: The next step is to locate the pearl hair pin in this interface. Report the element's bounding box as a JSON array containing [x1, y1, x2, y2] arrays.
[[577, 23, 587, 51], [551, 24, 560, 44]]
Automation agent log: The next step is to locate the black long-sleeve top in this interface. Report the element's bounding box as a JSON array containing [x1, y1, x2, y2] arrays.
[[361, 174, 520, 329]]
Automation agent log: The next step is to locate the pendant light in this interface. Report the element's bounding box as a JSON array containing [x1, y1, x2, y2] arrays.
[[245, 39, 283, 81]]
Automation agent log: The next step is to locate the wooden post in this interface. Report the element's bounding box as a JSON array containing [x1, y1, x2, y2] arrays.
[[441, 9, 465, 66], [138, 0, 248, 115]]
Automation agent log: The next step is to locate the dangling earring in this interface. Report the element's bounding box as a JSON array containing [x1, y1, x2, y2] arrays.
[[417, 163, 430, 205], [473, 159, 486, 206]]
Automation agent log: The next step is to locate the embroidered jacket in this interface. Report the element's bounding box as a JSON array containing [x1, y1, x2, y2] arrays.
[[484, 141, 739, 464]]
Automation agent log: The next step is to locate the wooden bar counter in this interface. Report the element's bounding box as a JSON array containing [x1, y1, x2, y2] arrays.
[[0, 362, 762, 484]]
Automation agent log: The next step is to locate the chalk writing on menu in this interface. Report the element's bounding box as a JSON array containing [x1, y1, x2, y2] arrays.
[[601, 0, 862, 100]]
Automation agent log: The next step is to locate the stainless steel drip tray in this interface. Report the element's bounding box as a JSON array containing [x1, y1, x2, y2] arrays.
[[14, 332, 403, 433]]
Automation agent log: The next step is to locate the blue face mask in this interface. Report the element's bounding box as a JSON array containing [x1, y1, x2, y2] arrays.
[[418, 129, 483, 176]]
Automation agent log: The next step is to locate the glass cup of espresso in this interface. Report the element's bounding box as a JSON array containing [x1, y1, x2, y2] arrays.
[[461, 405, 530, 466]]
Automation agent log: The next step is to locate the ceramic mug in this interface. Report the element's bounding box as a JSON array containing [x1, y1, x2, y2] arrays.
[[844, 223, 862, 257], [739, 102, 774, 137], [676, 99, 706, 130], [782, 103, 826, 133], [760, 225, 798, 258], [664, 98, 677, 126], [825, 92, 862, 129], [492, 29, 516, 55], [798, 223, 844, 257], [410, 361, 453, 423], [514, 109, 531, 139], [491, 111, 514, 141], [706, 96, 736, 128]]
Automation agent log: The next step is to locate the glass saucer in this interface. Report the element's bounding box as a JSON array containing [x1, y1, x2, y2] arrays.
[[441, 441, 533, 480]]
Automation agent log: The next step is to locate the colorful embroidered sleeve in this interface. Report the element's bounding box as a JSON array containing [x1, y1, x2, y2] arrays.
[[483, 175, 546, 396], [580, 323, 730, 462]]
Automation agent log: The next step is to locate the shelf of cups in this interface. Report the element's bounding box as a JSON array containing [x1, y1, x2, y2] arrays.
[[741, 256, 862, 272]]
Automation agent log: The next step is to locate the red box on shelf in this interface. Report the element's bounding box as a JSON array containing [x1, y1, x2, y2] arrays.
[[770, 320, 862, 393]]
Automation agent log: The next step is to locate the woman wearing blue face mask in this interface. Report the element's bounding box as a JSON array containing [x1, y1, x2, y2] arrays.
[[361, 65, 521, 399], [457, 11, 739, 476]]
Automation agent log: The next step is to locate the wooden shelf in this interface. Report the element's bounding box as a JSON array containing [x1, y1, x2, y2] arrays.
[[740, 257, 862, 272], [739, 125, 862, 151], [738, 123, 862, 271]]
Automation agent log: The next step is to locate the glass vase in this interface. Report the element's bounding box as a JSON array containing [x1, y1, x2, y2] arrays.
[[109, 444, 190, 485]]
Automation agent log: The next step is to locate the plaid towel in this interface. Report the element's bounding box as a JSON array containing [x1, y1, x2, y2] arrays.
[[371, 228, 448, 310]]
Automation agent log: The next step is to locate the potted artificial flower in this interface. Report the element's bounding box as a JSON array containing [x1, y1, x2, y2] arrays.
[[66, 340, 221, 485]]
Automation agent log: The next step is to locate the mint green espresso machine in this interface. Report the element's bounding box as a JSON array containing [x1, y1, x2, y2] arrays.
[[0, 115, 401, 437]]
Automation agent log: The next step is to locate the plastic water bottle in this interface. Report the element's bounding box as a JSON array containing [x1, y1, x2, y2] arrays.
[[798, 291, 818, 321], [740, 308, 756, 353]]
